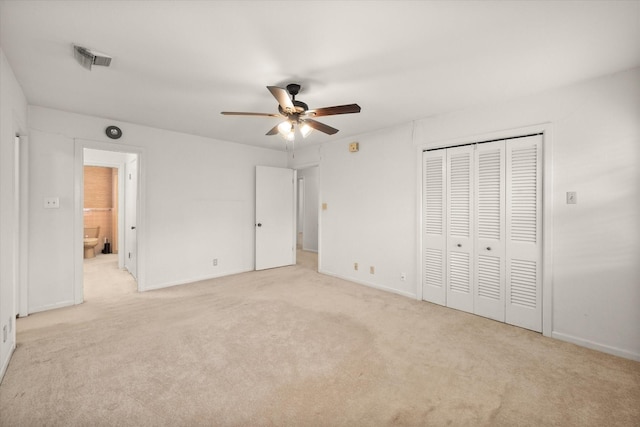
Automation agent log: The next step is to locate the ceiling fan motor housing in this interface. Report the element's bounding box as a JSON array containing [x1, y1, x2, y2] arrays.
[[279, 100, 308, 116], [286, 83, 301, 96]]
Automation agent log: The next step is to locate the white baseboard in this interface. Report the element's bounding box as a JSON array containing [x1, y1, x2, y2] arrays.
[[29, 299, 75, 314], [552, 331, 640, 362], [141, 268, 253, 292], [0, 342, 16, 385], [318, 269, 417, 299]]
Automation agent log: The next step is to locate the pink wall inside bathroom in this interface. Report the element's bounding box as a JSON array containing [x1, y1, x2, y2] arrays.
[[84, 166, 117, 254]]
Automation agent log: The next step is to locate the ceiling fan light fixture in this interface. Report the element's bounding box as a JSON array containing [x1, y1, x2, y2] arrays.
[[285, 130, 295, 141], [278, 120, 293, 135], [300, 123, 313, 138]]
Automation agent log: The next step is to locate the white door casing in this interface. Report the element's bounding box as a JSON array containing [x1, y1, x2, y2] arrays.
[[125, 157, 138, 279], [255, 166, 296, 271]]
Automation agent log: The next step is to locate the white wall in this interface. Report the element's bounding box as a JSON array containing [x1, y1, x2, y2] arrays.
[[27, 106, 286, 313], [291, 124, 418, 298], [415, 68, 640, 360], [290, 68, 640, 360], [0, 48, 28, 381]]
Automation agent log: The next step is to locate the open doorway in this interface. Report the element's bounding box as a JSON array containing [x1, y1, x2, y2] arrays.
[[82, 148, 138, 301], [296, 166, 319, 271]]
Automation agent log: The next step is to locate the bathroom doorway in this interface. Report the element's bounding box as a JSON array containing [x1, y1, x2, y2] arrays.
[[81, 148, 139, 301], [296, 165, 319, 271]]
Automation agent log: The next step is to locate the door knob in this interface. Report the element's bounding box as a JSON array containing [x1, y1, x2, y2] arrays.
[[456, 243, 462, 248], [257, 223, 262, 227], [486, 247, 491, 251], [131, 226, 136, 230]]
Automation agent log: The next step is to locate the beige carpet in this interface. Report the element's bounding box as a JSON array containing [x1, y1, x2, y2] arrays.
[[1, 251, 638, 426]]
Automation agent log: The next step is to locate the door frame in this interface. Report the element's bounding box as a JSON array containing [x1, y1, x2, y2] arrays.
[[416, 123, 554, 337], [82, 155, 126, 270], [74, 139, 146, 304], [294, 162, 321, 268]]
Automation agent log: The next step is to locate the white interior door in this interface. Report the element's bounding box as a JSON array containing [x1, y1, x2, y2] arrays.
[[474, 141, 506, 321], [422, 150, 447, 305], [255, 166, 296, 270], [446, 145, 474, 313], [506, 135, 542, 332], [124, 157, 138, 279]]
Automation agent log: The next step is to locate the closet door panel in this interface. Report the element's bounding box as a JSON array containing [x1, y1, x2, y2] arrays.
[[446, 146, 474, 313], [474, 141, 506, 322], [422, 151, 447, 305], [506, 135, 542, 332]]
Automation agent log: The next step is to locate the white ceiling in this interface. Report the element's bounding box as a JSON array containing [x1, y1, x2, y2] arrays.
[[1, 1, 639, 150]]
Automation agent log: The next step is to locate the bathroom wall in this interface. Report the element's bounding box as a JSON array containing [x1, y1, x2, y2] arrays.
[[83, 166, 115, 254]]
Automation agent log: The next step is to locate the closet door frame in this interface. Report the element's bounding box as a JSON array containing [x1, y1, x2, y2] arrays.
[[417, 123, 554, 338]]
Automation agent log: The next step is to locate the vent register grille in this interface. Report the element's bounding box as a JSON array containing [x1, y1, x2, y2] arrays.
[[73, 45, 112, 70]]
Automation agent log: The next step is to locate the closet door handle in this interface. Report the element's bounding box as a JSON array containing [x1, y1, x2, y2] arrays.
[[456, 243, 462, 248]]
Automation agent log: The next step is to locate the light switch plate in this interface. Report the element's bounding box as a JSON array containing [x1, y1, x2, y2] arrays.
[[566, 191, 577, 204], [44, 197, 60, 209]]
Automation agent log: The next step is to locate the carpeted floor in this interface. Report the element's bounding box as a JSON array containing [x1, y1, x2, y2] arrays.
[[0, 251, 638, 426]]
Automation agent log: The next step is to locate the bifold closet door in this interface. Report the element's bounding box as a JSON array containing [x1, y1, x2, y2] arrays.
[[505, 135, 542, 332], [422, 135, 542, 332], [422, 150, 447, 305], [445, 145, 474, 313], [474, 141, 506, 322]]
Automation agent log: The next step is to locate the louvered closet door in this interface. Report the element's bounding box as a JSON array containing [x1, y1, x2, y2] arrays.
[[446, 145, 474, 313], [506, 135, 542, 332], [474, 141, 506, 322], [422, 150, 447, 305]]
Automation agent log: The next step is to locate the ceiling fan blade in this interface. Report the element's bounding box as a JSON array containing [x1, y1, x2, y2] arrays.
[[266, 124, 280, 136], [304, 119, 339, 135], [221, 111, 281, 117], [267, 86, 295, 113], [307, 103, 361, 117]]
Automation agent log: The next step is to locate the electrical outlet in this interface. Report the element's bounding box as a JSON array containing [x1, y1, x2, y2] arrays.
[[567, 191, 577, 204], [44, 197, 60, 209], [354, 262, 358, 271], [2, 325, 6, 343], [370, 266, 375, 274], [9, 317, 12, 332], [213, 258, 218, 266], [400, 273, 406, 281]]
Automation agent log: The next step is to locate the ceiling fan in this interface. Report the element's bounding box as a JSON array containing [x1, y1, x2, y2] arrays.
[[221, 83, 361, 140]]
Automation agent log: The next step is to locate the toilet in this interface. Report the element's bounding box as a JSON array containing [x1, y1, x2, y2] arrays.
[[83, 226, 100, 259]]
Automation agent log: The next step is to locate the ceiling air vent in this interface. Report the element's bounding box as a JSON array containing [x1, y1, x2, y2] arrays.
[[73, 45, 112, 70]]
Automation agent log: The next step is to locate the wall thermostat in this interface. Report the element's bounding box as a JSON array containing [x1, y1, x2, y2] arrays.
[[105, 126, 122, 139]]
